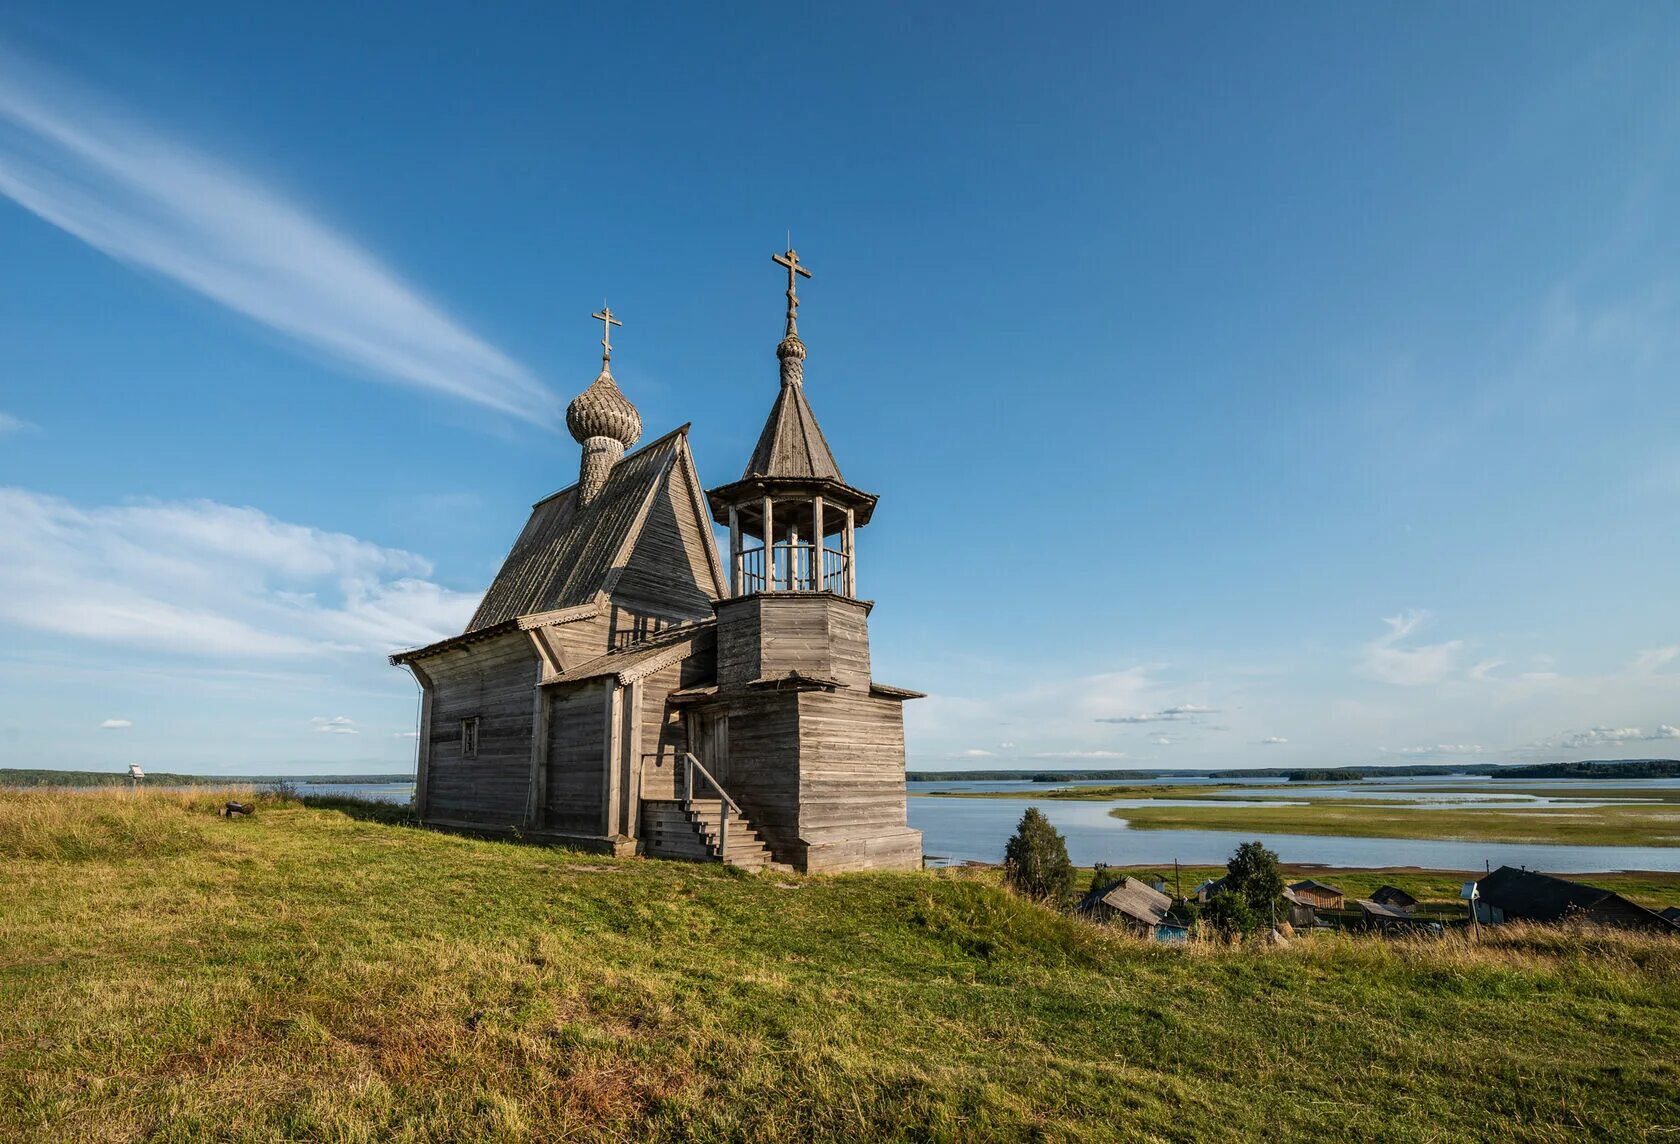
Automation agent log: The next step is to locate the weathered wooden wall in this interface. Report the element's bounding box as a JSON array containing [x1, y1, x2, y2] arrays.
[[418, 633, 540, 828], [543, 678, 609, 835], [715, 595, 872, 687], [794, 689, 921, 872]]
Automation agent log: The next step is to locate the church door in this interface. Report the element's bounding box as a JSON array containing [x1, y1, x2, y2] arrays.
[[689, 711, 730, 792]]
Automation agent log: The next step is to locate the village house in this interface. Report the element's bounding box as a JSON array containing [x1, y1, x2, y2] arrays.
[[1287, 879, 1346, 910], [1370, 885, 1419, 912], [389, 251, 923, 873], [1078, 878, 1189, 941], [1474, 867, 1680, 931]]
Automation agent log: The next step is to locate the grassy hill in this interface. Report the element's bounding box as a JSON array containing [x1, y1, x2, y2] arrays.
[[3, 789, 1679, 1141]]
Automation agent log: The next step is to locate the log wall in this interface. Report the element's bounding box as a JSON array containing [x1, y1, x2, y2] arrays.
[[418, 632, 540, 828]]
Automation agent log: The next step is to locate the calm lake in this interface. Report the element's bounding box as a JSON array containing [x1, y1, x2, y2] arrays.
[[285, 776, 1680, 873]]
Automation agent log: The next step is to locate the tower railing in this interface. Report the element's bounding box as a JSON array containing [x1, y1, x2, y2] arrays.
[[736, 543, 849, 593]]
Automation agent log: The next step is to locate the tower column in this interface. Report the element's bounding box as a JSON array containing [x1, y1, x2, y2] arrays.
[[844, 507, 856, 596], [728, 504, 742, 595], [762, 495, 775, 592], [813, 495, 825, 592]]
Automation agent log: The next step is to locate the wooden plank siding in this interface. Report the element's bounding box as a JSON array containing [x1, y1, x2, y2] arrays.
[[417, 632, 540, 828], [795, 689, 921, 872], [543, 678, 610, 835], [714, 595, 872, 687]]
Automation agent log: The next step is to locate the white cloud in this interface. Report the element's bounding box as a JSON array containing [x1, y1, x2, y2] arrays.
[[1633, 647, 1679, 674], [0, 48, 558, 426], [1026, 750, 1128, 760], [1555, 725, 1680, 749], [1256, 736, 1288, 745], [98, 717, 132, 729], [392, 731, 419, 740], [1381, 743, 1485, 756], [957, 748, 993, 758], [0, 411, 36, 435], [1359, 611, 1464, 686], [313, 715, 357, 735], [0, 488, 480, 659], [1096, 704, 1219, 724]]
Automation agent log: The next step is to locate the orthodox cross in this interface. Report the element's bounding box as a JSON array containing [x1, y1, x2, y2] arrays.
[[772, 248, 813, 335], [592, 304, 622, 368]]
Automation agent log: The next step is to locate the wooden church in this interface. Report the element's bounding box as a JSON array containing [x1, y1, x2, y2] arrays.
[[390, 251, 923, 872]]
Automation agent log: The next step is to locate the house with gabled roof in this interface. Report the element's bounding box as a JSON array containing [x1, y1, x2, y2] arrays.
[[390, 252, 923, 873]]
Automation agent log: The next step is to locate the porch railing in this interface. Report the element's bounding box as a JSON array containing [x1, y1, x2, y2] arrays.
[[682, 751, 742, 859]]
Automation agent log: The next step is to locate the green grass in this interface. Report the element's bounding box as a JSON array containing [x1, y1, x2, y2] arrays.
[[1109, 800, 1680, 847], [5, 790, 1680, 1141]]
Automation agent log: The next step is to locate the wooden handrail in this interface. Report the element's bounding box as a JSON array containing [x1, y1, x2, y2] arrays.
[[682, 752, 740, 859]]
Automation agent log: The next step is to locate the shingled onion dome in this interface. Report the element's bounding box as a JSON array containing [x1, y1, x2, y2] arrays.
[[567, 306, 642, 508]]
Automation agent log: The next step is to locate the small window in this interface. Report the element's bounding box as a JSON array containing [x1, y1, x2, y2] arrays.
[[460, 716, 480, 759]]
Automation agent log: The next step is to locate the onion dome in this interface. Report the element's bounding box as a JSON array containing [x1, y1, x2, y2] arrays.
[[566, 369, 642, 449]]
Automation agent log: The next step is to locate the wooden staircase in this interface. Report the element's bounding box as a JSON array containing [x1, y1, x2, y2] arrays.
[[640, 754, 774, 870]]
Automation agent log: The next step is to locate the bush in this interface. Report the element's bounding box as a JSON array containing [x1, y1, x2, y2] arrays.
[[1003, 807, 1073, 904]]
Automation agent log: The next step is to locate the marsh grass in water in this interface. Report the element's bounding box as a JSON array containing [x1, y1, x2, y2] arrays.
[[3, 789, 1680, 1141]]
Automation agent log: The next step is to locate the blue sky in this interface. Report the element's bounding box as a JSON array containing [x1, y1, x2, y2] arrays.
[[2, 4, 1678, 774]]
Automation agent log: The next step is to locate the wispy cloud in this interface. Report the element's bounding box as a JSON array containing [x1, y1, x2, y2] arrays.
[[1381, 743, 1485, 757], [1359, 611, 1463, 686], [0, 487, 479, 658], [0, 411, 37, 435], [1555, 724, 1680, 749], [0, 47, 559, 426], [312, 715, 358, 735], [98, 717, 132, 729], [1096, 704, 1218, 725], [1256, 736, 1288, 745], [1027, 750, 1128, 760]]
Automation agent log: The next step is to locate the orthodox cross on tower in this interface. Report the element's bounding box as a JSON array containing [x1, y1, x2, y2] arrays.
[[592, 304, 622, 369], [773, 249, 813, 336]]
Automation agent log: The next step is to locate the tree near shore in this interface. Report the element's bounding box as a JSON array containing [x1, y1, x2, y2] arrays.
[[1207, 841, 1286, 936], [1003, 807, 1073, 903]]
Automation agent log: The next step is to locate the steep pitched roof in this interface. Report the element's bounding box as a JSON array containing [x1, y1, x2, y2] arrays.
[[467, 427, 722, 632], [742, 381, 844, 482], [550, 621, 715, 686]]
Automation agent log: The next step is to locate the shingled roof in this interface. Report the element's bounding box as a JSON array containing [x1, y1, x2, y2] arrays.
[[467, 426, 701, 632], [741, 378, 844, 482]]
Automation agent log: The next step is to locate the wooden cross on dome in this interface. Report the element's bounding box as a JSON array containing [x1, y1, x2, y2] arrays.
[[773, 248, 812, 335], [592, 304, 622, 368]]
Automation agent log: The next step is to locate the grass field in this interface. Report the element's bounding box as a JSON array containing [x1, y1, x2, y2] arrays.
[[1108, 800, 1680, 847], [923, 782, 1680, 847], [4, 789, 1680, 1141]]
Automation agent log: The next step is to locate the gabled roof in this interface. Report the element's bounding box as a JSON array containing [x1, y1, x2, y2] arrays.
[[467, 426, 724, 633], [743, 380, 843, 482], [1289, 879, 1346, 896], [551, 621, 716, 686], [1080, 877, 1174, 927], [1371, 885, 1419, 910], [1355, 899, 1413, 921], [1477, 866, 1679, 928]]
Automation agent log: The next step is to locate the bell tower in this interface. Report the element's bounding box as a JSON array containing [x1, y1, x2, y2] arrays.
[[706, 248, 878, 604]]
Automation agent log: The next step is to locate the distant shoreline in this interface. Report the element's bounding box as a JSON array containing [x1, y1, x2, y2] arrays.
[[0, 768, 412, 788]]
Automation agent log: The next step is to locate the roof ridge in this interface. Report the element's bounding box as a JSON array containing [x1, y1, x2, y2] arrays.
[[533, 423, 691, 509]]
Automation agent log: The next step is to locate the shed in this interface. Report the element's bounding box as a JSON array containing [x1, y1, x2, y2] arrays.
[[1280, 886, 1316, 929], [1475, 867, 1680, 931], [1370, 885, 1418, 912], [1288, 879, 1346, 909], [1355, 899, 1417, 932], [1661, 906, 1680, 926], [1193, 877, 1226, 904], [1079, 877, 1179, 938]]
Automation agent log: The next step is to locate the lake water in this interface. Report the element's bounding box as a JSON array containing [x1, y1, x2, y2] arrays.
[[280, 776, 1680, 873]]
